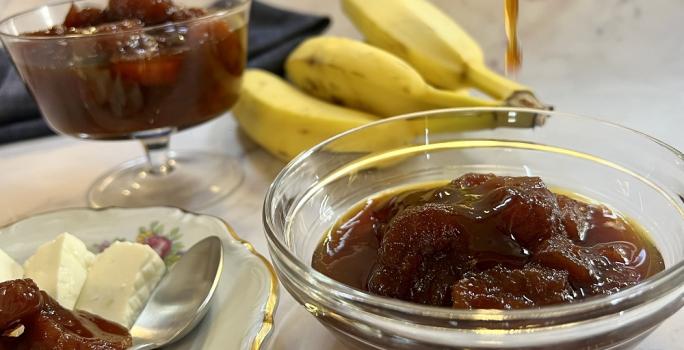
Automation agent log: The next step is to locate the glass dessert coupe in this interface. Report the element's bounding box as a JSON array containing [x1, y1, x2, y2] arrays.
[[0, 0, 251, 209]]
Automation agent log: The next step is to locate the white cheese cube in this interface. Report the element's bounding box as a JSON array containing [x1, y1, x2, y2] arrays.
[[23, 232, 94, 309], [0, 248, 23, 282], [75, 241, 166, 328]]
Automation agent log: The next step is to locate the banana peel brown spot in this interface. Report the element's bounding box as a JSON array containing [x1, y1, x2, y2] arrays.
[[305, 56, 322, 66], [299, 128, 310, 135], [330, 95, 346, 106], [461, 65, 473, 82], [325, 63, 347, 73]]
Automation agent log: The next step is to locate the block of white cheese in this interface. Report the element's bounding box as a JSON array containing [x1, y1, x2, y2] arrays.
[[0, 248, 23, 282], [76, 241, 166, 328], [23, 232, 94, 309]]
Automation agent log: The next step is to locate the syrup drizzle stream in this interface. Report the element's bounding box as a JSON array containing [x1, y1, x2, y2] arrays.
[[504, 0, 522, 74]]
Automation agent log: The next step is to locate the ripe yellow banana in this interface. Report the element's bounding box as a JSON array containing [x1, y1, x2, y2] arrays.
[[342, 0, 545, 107], [234, 70, 543, 162], [285, 36, 500, 118], [233, 69, 412, 161]]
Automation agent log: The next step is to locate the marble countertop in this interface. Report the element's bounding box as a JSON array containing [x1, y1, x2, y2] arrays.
[[1, 0, 682, 349]]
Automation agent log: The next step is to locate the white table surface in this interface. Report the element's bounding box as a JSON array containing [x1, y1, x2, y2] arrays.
[[1, 0, 682, 349]]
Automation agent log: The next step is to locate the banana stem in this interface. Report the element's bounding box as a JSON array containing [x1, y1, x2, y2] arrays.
[[466, 63, 527, 100]]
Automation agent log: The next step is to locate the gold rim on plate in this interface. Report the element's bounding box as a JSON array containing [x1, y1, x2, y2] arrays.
[[222, 220, 279, 350]]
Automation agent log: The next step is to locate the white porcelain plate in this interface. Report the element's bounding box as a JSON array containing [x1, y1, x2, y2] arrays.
[[0, 207, 278, 350]]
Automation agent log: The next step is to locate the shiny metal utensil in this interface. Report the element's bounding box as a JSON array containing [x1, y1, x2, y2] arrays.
[[129, 236, 223, 350]]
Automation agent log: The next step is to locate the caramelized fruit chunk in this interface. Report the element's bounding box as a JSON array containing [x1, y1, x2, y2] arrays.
[[451, 265, 574, 309], [534, 235, 598, 285], [112, 54, 183, 85], [557, 194, 596, 242], [18, 292, 132, 350], [106, 0, 207, 25], [0, 281, 131, 350], [586, 243, 642, 294], [107, 0, 176, 25], [450, 173, 496, 189], [534, 235, 640, 295], [467, 175, 563, 250], [210, 23, 246, 76], [170, 7, 208, 21], [368, 204, 473, 306], [64, 5, 105, 28], [89, 19, 145, 34], [0, 279, 42, 331]]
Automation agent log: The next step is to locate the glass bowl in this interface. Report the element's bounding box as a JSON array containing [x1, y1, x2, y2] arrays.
[[263, 107, 684, 349]]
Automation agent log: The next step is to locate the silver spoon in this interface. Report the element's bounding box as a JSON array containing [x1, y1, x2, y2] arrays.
[[129, 236, 223, 350]]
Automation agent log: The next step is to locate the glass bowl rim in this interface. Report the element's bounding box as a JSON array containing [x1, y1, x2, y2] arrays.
[[263, 107, 684, 321], [0, 0, 251, 40]]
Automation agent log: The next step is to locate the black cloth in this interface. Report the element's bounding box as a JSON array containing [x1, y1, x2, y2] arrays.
[[0, 1, 329, 144]]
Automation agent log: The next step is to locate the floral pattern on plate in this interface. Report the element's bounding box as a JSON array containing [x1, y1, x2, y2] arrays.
[[91, 221, 185, 266]]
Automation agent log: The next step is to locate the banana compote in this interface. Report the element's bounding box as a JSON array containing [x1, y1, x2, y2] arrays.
[[312, 173, 665, 309], [18, 0, 246, 139], [0, 279, 131, 349]]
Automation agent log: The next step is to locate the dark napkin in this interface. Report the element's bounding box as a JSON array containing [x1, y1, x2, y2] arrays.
[[0, 1, 330, 144]]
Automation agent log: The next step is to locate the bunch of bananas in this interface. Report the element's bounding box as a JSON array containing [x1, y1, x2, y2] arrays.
[[233, 0, 547, 161]]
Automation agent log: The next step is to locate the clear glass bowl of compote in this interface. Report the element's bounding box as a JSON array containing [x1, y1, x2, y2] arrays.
[[264, 107, 684, 349]]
